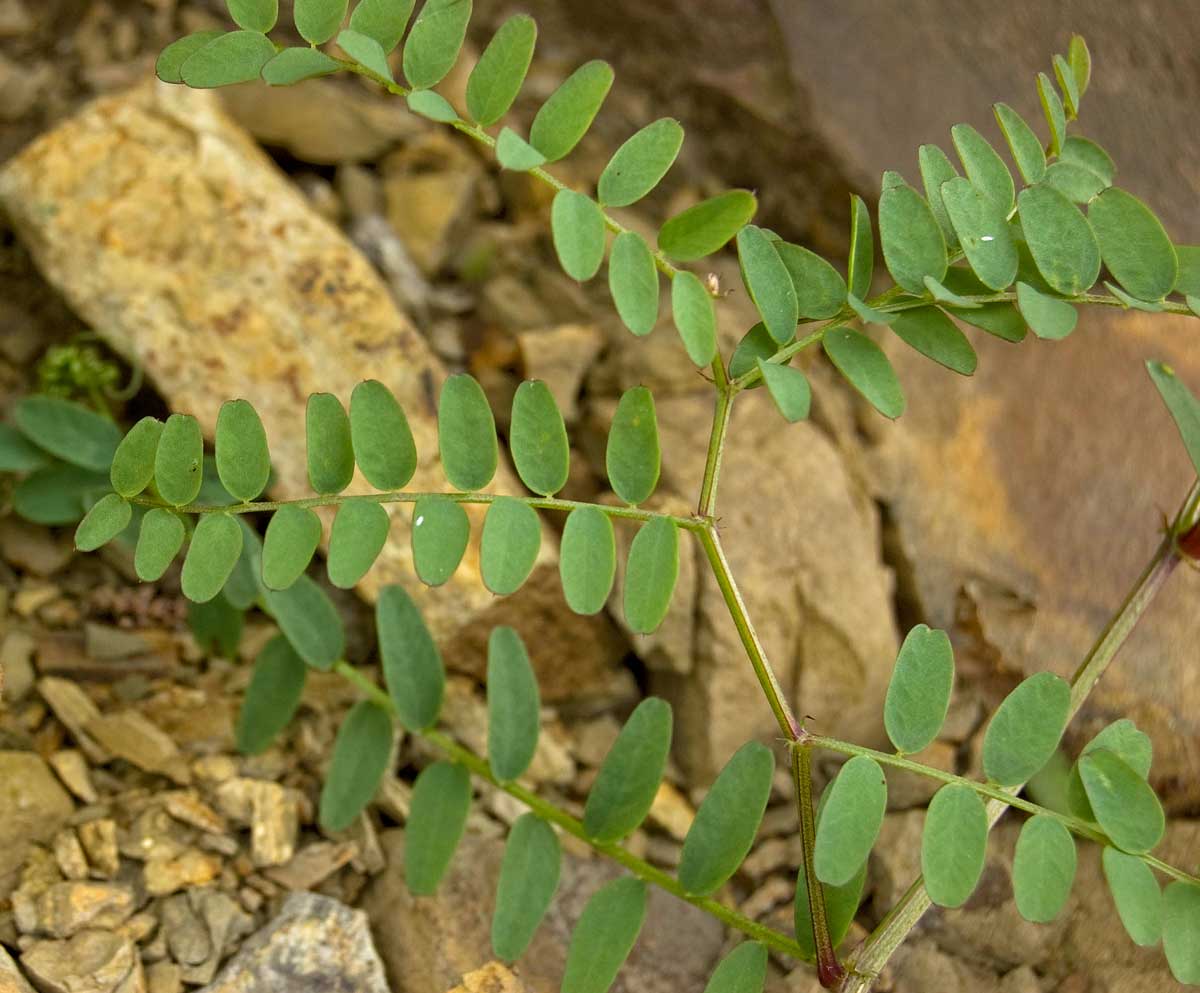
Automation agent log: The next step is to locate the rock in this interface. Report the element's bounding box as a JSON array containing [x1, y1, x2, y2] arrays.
[[646, 782, 694, 841], [76, 820, 119, 880], [263, 842, 358, 892], [0, 629, 35, 703], [37, 678, 108, 764], [47, 751, 97, 804], [0, 0, 33, 38], [159, 893, 211, 968], [515, 324, 605, 424], [51, 832, 89, 882], [20, 930, 144, 993], [85, 711, 190, 786], [890, 941, 1006, 993], [214, 779, 298, 869], [143, 962, 182, 993], [161, 792, 226, 836], [143, 850, 222, 897], [0, 752, 74, 896], [363, 830, 725, 993], [447, 962, 529, 993], [1, 945, 36, 993], [0, 81, 623, 702], [181, 890, 254, 987], [0, 519, 73, 575], [195, 892, 389, 993], [16, 881, 136, 939], [885, 741, 958, 811]]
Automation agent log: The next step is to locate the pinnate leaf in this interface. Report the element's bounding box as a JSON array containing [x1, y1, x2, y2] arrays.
[[1147, 361, 1200, 477], [337, 28, 393, 81], [480, 497, 541, 596], [263, 575, 344, 670], [75, 494, 131, 552], [181, 513, 244, 603], [702, 943, 767, 993], [135, 509, 186, 582], [529, 60, 613, 163], [583, 697, 672, 843], [738, 225, 798, 344], [510, 380, 569, 496], [15, 395, 121, 474], [181, 31, 276, 88], [982, 671, 1070, 785], [890, 307, 977, 376], [1067, 718, 1153, 822], [157, 32, 223, 83], [608, 231, 659, 336], [951, 123, 1014, 213], [795, 814, 867, 961], [306, 393, 354, 495], [757, 361, 811, 423], [327, 501, 390, 588], [1016, 281, 1077, 340], [623, 517, 678, 635], [262, 47, 340, 84], [1102, 847, 1162, 947], [551, 190, 606, 282], [561, 877, 646, 993], [495, 127, 545, 171], [1079, 749, 1164, 854], [294, 0, 347, 44], [1163, 882, 1200, 983], [774, 242, 847, 319], [467, 14, 537, 126], [262, 506, 322, 590], [438, 374, 497, 491], [377, 584, 444, 730], [405, 761, 471, 894], [918, 143, 960, 248], [814, 755, 887, 886], [1013, 815, 1076, 922], [12, 465, 109, 526], [598, 118, 684, 208], [1089, 187, 1178, 302], [671, 270, 717, 366], [486, 627, 541, 781], [492, 813, 561, 961], [155, 413, 205, 507], [1037, 72, 1067, 156], [411, 496, 470, 586], [730, 324, 780, 383], [216, 399, 270, 502], [110, 417, 163, 498], [348, 0, 414, 52], [878, 180, 946, 294], [403, 0, 472, 89], [993, 103, 1046, 184], [823, 327, 905, 419], [236, 635, 307, 754], [884, 624, 954, 754], [922, 783, 988, 907], [1017, 184, 1100, 296], [1042, 161, 1107, 203], [350, 380, 416, 491], [187, 594, 243, 659], [939, 176, 1017, 291], [1060, 136, 1115, 186], [227, 0, 277, 31], [658, 190, 757, 262], [319, 700, 393, 830], [847, 194, 874, 299], [559, 507, 617, 615]]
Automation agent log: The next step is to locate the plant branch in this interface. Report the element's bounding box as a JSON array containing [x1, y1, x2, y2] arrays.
[[794, 742, 845, 987], [697, 364, 735, 518]]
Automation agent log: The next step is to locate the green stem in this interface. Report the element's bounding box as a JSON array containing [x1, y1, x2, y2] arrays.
[[697, 369, 735, 518], [330, 663, 808, 959]]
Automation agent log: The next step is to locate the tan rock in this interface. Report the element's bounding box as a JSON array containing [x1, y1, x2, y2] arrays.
[[447, 962, 529, 993], [37, 678, 108, 763], [143, 851, 222, 898], [0, 80, 622, 702], [161, 791, 226, 835], [214, 779, 298, 868], [20, 930, 144, 993], [143, 961, 181, 993], [47, 751, 97, 804], [85, 711, 190, 785], [77, 820, 119, 879], [1, 944, 36, 993], [515, 324, 605, 424], [23, 881, 136, 939], [263, 842, 358, 892], [0, 752, 74, 897], [51, 832, 89, 882], [647, 781, 694, 841], [884, 740, 958, 811], [1, 629, 35, 702]]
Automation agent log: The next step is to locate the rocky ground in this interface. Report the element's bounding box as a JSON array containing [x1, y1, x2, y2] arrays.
[[1, 2, 1198, 992]]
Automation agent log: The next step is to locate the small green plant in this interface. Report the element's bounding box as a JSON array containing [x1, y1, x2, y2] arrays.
[[4, 2, 1200, 989]]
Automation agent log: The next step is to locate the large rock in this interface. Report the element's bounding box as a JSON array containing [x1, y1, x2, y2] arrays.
[[0, 751, 73, 897], [363, 830, 725, 993], [0, 80, 623, 700]]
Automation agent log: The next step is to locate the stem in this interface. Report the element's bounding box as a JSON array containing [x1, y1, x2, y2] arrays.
[[330, 663, 808, 960], [794, 743, 845, 987], [697, 363, 735, 518]]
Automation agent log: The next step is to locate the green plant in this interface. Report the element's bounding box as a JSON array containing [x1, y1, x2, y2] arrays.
[[4, 2, 1200, 988]]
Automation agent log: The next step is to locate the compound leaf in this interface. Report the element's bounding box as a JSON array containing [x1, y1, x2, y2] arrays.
[[319, 700, 393, 831], [1043, 161, 1107, 203], [1069, 35, 1091, 97], [1017, 184, 1101, 295], [15, 395, 121, 474], [1079, 749, 1164, 854], [823, 327, 905, 419], [306, 393, 355, 495], [1054, 53, 1080, 117], [480, 497, 541, 596], [1089, 187, 1178, 302], [12, 465, 109, 526], [884, 624, 954, 754], [135, 508, 186, 582], [847, 194, 874, 299], [408, 88, 462, 123], [1060, 136, 1115, 186], [492, 813, 561, 961], [814, 755, 887, 886], [1102, 847, 1162, 947], [890, 307, 977, 376], [729, 324, 778, 382], [678, 741, 774, 896], [181, 30, 276, 88], [337, 28, 393, 81], [495, 127, 545, 171], [1147, 361, 1200, 476], [110, 417, 163, 497], [405, 761, 471, 894], [738, 225, 798, 344], [948, 301, 1027, 342], [529, 59, 613, 163], [878, 181, 947, 294], [348, 0, 414, 52], [702, 942, 767, 993], [263, 575, 344, 670], [350, 380, 417, 491], [982, 671, 1070, 785], [215, 399, 270, 503], [561, 877, 646, 993], [411, 496, 470, 586], [847, 292, 896, 326], [467, 14, 537, 126], [262, 505, 322, 590], [327, 500, 390, 588], [261, 47, 340, 84], [187, 594, 243, 658], [1037, 72, 1067, 156], [918, 143, 961, 248], [658, 190, 757, 262], [486, 626, 541, 781], [438, 374, 497, 491], [993, 103, 1046, 184], [1164, 882, 1200, 983], [951, 123, 1014, 213], [608, 231, 659, 336], [940, 176, 1018, 291], [552, 190, 606, 282], [0, 424, 46, 473], [583, 697, 672, 843], [757, 360, 811, 423], [294, 0, 347, 44], [1013, 815, 1076, 922], [75, 494, 131, 552], [157, 31, 224, 83], [1067, 718, 1153, 822], [671, 270, 717, 366], [559, 507, 617, 615], [623, 517, 678, 635], [377, 583, 444, 730], [402, 0, 471, 89], [598, 118, 684, 208], [155, 413, 204, 507], [236, 635, 307, 755], [226, 0, 277, 31], [922, 783, 988, 908], [795, 807, 868, 961], [775, 242, 847, 319], [510, 380, 569, 496], [181, 513, 244, 603]]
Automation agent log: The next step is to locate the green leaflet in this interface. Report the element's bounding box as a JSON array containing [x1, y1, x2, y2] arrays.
[[678, 741, 774, 896], [223, 520, 263, 610], [623, 517, 678, 635], [757, 361, 811, 423], [1165, 883, 1200, 983], [294, 0, 347, 44], [1066, 717, 1153, 822], [877, 180, 947, 294], [262, 47, 340, 85], [306, 393, 355, 495], [1148, 361, 1200, 476], [0, 424, 47, 472], [1069, 35, 1091, 97], [529, 59, 613, 163], [924, 274, 980, 309], [15, 395, 121, 474], [608, 231, 659, 336], [559, 506, 617, 615], [134, 509, 186, 582], [337, 29, 394, 81], [730, 325, 779, 383], [377, 584, 444, 730], [823, 327, 905, 420], [1079, 749, 1164, 854], [263, 575, 344, 670], [156, 32, 224, 83], [1016, 184, 1101, 295], [1042, 161, 1107, 203], [551, 189, 606, 282], [939, 176, 1018, 291], [1016, 281, 1077, 340], [981, 671, 1071, 786], [510, 380, 570, 496], [884, 624, 954, 754], [411, 496, 470, 586], [583, 697, 672, 843], [181, 513, 244, 603], [561, 877, 647, 993], [1060, 136, 1115, 186], [947, 302, 1027, 342], [1054, 53, 1080, 117], [1088, 187, 1178, 302], [438, 374, 498, 491], [348, 0, 414, 52], [774, 242, 847, 319], [110, 417, 163, 498], [847, 292, 895, 326], [181, 30, 276, 88], [215, 399, 270, 503], [405, 761, 472, 894], [235, 635, 307, 755], [794, 811, 867, 961], [890, 307, 977, 376], [187, 594, 243, 658], [951, 123, 1014, 213], [319, 700, 393, 831], [1037, 72, 1067, 156], [1106, 281, 1164, 312], [155, 413, 204, 507], [671, 270, 717, 366], [480, 497, 541, 596], [350, 379, 417, 491], [491, 814, 561, 962], [467, 14, 537, 126], [1012, 815, 1076, 923], [495, 127, 546, 171], [922, 783, 988, 908], [408, 88, 464, 123], [75, 494, 132, 553], [1178, 246, 1200, 297], [327, 501, 390, 588], [702, 942, 767, 993], [402, 0, 472, 88], [918, 143, 961, 249], [847, 194, 874, 299], [227, 0, 277, 32], [1102, 847, 1162, 947], [993, 103, 1046, 185], [13, 465, 109, 526], [737, 225, 798, 345], [594, 399, 655, 494], [262, 505, 322, 590], [814, 755, 887, 886], [598, 118, 684, 208], [486, 626, 541, 781], [658, 190, 757, 262]]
